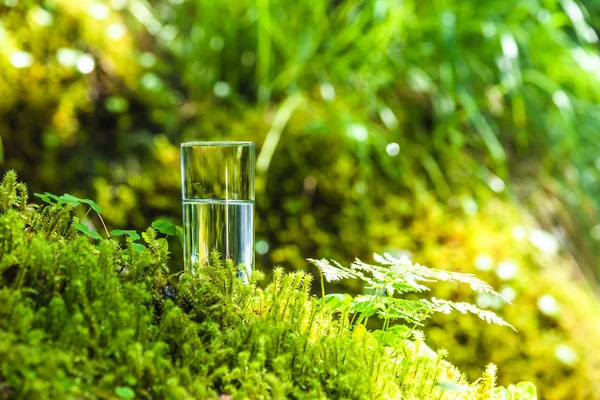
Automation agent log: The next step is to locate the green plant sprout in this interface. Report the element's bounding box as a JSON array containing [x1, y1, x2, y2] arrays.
[[32, 188, 181, 256], [34, 191, 108, 239]]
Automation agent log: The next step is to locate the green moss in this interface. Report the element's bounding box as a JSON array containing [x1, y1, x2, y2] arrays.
[[0, 172, 534, 399]]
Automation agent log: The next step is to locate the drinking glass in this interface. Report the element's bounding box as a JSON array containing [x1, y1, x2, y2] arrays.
[[181, 142, 255, 279]]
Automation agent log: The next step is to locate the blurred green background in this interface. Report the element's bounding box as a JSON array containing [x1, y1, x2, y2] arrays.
[[2, 0, 600, 398]]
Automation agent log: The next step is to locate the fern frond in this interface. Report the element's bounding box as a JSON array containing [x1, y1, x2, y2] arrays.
[[312, 253, 513, 330], [374, 252, 507, 300], [308, 258, 355, 282], [427, 298, 515, 331]]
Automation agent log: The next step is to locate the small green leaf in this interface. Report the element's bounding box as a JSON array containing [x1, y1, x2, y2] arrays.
[[324, 293, 353, 312], [75, 223, 102, 240], [89, 231, 103, 240], [114, 386, 135, 400], [43, 192, 59, 201], [372, 325, 412, 347], [56, 193, 103, 213], [80, 198, 102, 214], [515, 382, 537, 400], [350, 296, 381, 314], [34, 193, 52, 204], [127, 231, 141, 240], [62, 193, 81, 201], [73, 223, 90, 234], [58, 193, 82, 205], [175, 226, 184, 245], [132, 243, 146, 253], [152, 219, 178, 236], [124, 375, 137, 386], [387, 324, 412, 337], [490, 387, 511, 400], [157, 238, 169, 251], [110, 230, 141, 240]]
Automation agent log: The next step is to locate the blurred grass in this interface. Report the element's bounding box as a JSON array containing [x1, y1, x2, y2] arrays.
[[1, 0, 599, 281], [156, 0, 600, 279]]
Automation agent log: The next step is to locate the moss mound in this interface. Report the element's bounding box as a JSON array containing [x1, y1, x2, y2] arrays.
[[0, 172, 536, 399]]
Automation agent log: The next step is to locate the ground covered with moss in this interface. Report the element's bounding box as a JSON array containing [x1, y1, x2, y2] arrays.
[[0, 172, 539, 399]]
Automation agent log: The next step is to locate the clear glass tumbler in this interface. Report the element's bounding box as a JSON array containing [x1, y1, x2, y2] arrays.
[[181, 142, 255, 279]]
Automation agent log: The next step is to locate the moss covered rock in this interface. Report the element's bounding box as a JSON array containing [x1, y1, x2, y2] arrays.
[[0, 172, 536, 399]]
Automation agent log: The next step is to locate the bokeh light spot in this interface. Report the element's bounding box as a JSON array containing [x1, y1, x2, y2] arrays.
[[347, 124, 368, 141], [528, 228, 559, 255], [213, 81, 231, 98], [500, 286, 516, 302], [354, 181, 367, 194], [88, 2, 110, 20], [537, 9, 551, 23], [255, 240, 269, 255], [139, 52, 157, 68], [555, 344, 578, 366], [319, 82, 335, 101], [379, 108, 397, 128], [488, 176, 505, 193], [462, 198, 478, 215], [10, 51, 33, 68], [476, 294, 490, 309], [591, 225, 600, 240], [107, 23, 126, 40], [496, 260, 518, 281], [56, 48, 79, 67], [512, 225, 527, 241], [159, 25, 178, 42], [77, 54, 95, 74], [537, 294, 559, 317], [552, 90, 570, 109], [110, 0, 128, 10], [482, 22, 496, 38], [141, 73, 162, 91], [241, 52, 255, 67], [501, 34, 518, 58], [209, 36, 225, 51], [106, 96, 129, 113], [386, 142, 400, 156], [31, 8, 53, 26], [474, 254, 493, 271]]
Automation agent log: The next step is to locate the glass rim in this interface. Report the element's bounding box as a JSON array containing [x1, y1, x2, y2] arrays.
[[181, 141, 254, 147]]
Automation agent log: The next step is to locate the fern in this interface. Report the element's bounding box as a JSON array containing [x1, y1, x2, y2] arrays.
[[309, 253, 514, 330]]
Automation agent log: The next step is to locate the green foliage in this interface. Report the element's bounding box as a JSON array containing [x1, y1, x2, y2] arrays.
[[110, 229, 141, 240], [2, 0, 600, 275], [152, 219, 184, 244], [310, 254, 513, 330], [0, 171, 536, 399], [1, 0, 600, 397]]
